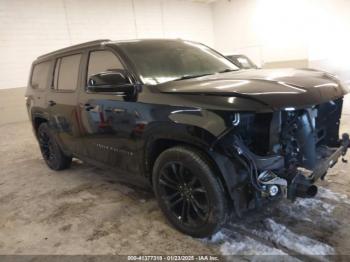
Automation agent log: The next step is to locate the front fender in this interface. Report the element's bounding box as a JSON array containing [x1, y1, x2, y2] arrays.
[[142, 120, 244, 204], [168, 108, 228, 137], [143, 121, 217, 151]]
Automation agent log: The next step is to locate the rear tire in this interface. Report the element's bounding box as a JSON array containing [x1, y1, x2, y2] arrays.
[[152, 146, 227, 238], [37, 123, 72, 170]]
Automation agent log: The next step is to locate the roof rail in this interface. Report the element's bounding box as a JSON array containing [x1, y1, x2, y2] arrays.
[[37, 39, 111, 59]]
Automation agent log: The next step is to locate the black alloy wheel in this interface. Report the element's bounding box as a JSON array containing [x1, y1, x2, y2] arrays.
[[37, 123, 72, 170], [153, 146, 227, 237], [38, 126, 56, 162], [158, 162, 209, 227]]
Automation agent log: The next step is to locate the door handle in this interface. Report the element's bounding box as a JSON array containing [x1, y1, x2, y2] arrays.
[[84, 103, 95, 111], [112, 108, 125, 113], [48, 100, 56, 106]]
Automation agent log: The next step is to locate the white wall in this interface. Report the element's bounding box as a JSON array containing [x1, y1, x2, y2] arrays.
[[212, 0, 350, 84], [211, 0, 262, 66], [307, 0, 350, 85], [211, 0, 308, 67], [0, 0, 214, 89], [2, 0, 350, 89]]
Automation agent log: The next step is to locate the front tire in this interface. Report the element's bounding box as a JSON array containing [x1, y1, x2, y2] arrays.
[[37, 123, 72, 170], [152, 146, 227, 238]]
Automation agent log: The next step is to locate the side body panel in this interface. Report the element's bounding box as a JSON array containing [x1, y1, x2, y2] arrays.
[[76, 46, 228, 181]]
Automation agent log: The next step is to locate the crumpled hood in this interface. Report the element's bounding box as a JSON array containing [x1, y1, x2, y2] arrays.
[[156, 68, 348, 109]]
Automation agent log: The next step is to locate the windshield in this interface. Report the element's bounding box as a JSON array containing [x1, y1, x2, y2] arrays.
[[118, 40, 239, 85]]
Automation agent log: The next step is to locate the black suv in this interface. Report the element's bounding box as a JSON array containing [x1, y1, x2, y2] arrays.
[[26, 39, 349, 237]]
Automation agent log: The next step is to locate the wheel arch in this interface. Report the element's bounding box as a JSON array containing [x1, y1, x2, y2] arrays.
[[144, 134, 240, 204], [32, 114, 49, 137]]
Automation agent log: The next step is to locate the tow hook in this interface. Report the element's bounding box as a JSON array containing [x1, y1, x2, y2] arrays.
[[258, 170, 288, 198]]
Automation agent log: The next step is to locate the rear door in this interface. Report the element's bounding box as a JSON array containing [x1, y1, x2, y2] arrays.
[[46, 53, 85, 155]]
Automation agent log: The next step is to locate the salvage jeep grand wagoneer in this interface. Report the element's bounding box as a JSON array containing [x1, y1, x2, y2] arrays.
[[26, 39, 349, 237]]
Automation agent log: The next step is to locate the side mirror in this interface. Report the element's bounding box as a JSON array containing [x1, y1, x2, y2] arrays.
[[87, 69, 134, 94]]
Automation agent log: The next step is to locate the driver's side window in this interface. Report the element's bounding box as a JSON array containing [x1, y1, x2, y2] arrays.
[[87, 50, 124, 83]]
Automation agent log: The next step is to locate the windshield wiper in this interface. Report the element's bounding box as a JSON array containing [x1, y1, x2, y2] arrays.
[[173, 73, 214, 81], [218, 68, 239, 73]]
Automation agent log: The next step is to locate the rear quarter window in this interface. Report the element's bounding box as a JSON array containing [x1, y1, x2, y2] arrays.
[[31, 61, 51, 90]]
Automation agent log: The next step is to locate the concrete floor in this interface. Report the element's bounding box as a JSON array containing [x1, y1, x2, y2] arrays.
[[1, 117, 350, 256], [0, 88, 27, 126], [0, 121, 218, 255], [1, 71, 350, 258]]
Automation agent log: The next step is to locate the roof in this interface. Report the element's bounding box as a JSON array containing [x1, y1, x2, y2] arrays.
[[37, 39, 110, 60], [106, 38, 184, 44], [36, 38, 187, 61]]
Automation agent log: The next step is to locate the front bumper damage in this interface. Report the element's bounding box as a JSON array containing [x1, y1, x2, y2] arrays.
[[310, 133, 349, 182], [287, 133, 349, 200], [232, 132, 349, 201]]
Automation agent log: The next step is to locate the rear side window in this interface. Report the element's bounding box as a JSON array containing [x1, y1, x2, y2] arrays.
[[31, 61, 51, 90], [87, 50, 124, 82], [53, 54, 82, 91]]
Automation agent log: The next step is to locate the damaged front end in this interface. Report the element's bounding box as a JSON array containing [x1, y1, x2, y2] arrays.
[[218, 98, 349, 214]]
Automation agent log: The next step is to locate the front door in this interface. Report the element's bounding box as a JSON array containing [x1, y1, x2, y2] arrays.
[[77, 49, 141, 175]]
